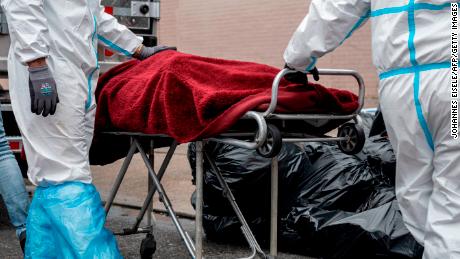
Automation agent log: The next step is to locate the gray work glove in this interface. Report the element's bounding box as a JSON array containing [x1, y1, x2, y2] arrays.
[[137, 45, 177, 60], [28, 65, 59, 117]]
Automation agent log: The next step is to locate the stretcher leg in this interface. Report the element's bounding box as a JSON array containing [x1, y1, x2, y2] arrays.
[[134, 139, 196, 258], [204, 150, 266, 259], [147, 140, 154, 229], [138, 140, 157, 259], [105, 140, 137, 214], [195, 141, 204, 259], [128, 141, 178, 234], [270, 157, 278, 258]]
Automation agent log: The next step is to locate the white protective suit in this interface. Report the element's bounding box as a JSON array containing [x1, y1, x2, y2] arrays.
[[285, 0, 453, 258], [1, 0, 142, 186]]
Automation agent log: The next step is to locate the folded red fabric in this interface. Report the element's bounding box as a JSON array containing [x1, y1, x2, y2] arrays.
[[95, 51, 358, 143]]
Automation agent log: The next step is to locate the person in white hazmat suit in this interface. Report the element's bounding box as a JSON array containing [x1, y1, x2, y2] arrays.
[[284, 0, 453, 258], [0, 0, 175, 257]]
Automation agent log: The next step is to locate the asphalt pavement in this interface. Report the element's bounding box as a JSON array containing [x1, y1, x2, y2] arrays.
[[0, 143, 314, 258]]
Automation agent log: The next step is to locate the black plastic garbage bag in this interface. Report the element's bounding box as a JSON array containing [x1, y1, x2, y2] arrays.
[[188, 112, 422, 258], [354, 112, 396, 184], [360, 108, 387, 138], [369, 108, 387, 137], [189, 142, 311, 245], [288, 200, 422, 259], [290, 141, 422, 258]]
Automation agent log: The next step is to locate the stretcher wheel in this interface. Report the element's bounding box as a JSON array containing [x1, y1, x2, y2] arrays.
[[337, 123, 365, 155], [140, 233, 157, 259], [257, 124, 282, 158]]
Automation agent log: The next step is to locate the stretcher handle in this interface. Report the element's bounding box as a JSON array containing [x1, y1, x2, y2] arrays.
[[263, 68, 366, 117], [208, 111, 268, 149]]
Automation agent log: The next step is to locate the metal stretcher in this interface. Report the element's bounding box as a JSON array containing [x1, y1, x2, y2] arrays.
[[103, 68, 365, 259]]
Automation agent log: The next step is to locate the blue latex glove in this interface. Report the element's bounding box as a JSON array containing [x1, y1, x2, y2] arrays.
[[28, 65, 59, 117]]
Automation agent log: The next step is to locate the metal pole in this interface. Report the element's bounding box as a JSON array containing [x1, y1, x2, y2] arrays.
[[147, 139, 155, 228], [135, 140, 196, 257], [204, 151, 263, 258], [130, 142, 178, 232], [195, 141, 204, 259], [104, 139, 137, 214], [270, 156, 279, 258]]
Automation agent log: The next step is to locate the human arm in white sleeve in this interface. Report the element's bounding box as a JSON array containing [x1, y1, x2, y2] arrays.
[[1, 0, 50, 64], [284, 0, 371, 71], [95, 3, 143, 57]]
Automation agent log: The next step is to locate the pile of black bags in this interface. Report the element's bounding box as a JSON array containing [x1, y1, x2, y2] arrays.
[[188, 112, 423, 258]]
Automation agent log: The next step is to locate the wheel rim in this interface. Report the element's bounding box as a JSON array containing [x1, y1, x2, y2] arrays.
[[257, 124, 282, 158], [260, 134, 274, 154], [340, 126, 357, 151]]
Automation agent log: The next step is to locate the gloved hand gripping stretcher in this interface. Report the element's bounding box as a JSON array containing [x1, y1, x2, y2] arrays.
[[93, 51, 365, 259]]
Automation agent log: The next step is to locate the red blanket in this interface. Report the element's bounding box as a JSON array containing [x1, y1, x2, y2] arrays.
[[95, 51, 358, 143]]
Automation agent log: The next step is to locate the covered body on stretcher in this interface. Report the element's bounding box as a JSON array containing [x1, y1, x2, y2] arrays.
[[90, 50, 364, 164], [92, 50, 366, 259]]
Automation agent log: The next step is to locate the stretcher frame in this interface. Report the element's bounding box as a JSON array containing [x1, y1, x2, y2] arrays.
[[103, 68, 365, 259]]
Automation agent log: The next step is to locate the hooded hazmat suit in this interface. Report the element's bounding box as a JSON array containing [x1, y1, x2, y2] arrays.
[[284, 1, 453, 258], [1, 0, 142, 257]]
